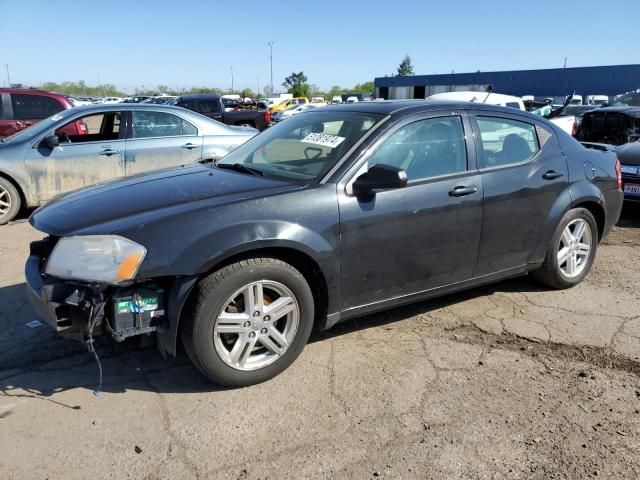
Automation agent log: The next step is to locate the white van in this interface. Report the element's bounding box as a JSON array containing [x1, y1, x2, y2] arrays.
[[428, 91, 524, 110], [586, 95, 609, 106], [567, 94, 583, 105]]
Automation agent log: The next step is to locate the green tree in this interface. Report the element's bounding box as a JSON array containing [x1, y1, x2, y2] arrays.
[[353, 81, 375, 94], [397, 55, 414, 76], [327, 85, 344, 99], [282, 71, 311, 98], [37, 81, 124, 97]]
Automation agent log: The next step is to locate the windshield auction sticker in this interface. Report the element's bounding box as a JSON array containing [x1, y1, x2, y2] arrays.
[[301, 133, 346, 148]]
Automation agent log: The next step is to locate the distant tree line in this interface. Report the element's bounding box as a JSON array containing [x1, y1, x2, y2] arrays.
[[36, 77, 377, 100]]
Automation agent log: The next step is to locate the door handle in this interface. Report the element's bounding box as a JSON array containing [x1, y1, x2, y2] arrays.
[[181, 143, 198, 150], [542, 170, 564, 180], [99, 149, 119, 156], [449, 185, 478, 197]]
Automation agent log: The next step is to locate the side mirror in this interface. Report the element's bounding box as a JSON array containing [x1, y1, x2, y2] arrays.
[[352, 164, 408, 197], [44, 135, 60, 149]]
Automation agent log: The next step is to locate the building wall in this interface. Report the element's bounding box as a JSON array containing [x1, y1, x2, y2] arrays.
[[375, 64, 640, 100]]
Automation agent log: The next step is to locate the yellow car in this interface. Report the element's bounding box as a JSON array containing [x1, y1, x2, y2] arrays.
[[269, 97, 309, 113]]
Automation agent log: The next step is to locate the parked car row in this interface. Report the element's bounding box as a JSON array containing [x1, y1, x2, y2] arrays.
[[169, 94, 271, 130]]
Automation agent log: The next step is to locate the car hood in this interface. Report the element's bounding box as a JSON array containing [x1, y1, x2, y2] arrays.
[[30, 164, 303, 236], [615, 142, 640, 166]]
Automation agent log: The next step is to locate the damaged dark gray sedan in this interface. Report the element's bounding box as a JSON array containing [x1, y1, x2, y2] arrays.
[[26, 101, 623, 387]]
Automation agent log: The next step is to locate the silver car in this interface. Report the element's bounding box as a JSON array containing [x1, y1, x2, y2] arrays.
[[0, 104, 257, 224]]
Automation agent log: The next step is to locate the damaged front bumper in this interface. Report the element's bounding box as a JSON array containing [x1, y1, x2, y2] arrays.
[[25, 237, 198, 356]]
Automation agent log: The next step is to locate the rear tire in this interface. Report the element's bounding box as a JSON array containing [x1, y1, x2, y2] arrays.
[[532, 208, 598, 289], [181, 258, 314, 387], [0, 177, 21, 225]]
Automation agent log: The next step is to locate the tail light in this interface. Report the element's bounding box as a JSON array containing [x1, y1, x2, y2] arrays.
[[571, 119, 577, 137], [76, 120, 89, 135], [615, 158, 622, 191], [264, 111, 271, 123]]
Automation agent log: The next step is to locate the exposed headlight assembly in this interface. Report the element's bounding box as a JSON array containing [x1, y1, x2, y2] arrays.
[[45, 235, 147, 284]]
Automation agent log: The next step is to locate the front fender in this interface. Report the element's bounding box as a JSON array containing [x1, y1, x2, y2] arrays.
[[170, 219, 336, 279], [156, 221, 340, 357]]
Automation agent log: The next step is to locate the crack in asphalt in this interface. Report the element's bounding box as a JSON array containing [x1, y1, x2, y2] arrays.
[[141, 369, 201, 479]]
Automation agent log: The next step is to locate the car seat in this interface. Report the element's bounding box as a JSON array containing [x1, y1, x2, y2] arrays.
[[496, 134, 532, 165]]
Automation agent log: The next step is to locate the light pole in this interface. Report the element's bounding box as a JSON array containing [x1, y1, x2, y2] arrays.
[[268, 41, 274, 94], [230, 66, 234, 93], [4, 64, 10, 87]]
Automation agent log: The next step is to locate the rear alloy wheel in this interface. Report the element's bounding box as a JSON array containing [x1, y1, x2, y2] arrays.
[[533, 208, 598, 289], [181, 258, 314, 387], [557, 219, 593, 279], [0, 178, 21, 225]]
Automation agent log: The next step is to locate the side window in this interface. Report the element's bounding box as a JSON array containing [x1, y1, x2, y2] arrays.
[[198, 100, 222, 115], [132, 111, 183, 138], [176, 100, 198, 112], [476, 116, 540, 167], [12, 94, 64, 120], [368, 116, 468, 181], [54, 112, 121, 143], [182, 119, 197, 135]]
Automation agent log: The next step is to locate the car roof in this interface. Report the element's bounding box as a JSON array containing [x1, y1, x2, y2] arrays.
[[587, 106, 640, 116], [0, 88, 70, 99], [320, 99, 529, 116], [175, 94, 221, 100], [65, 103, 191, 113]]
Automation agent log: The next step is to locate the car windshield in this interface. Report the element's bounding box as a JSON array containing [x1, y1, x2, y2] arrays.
[[217, 110, 383, 181], [1, 109, 76, 144], [613, 93, 640, 107]]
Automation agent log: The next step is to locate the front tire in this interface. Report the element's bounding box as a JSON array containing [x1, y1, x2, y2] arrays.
[[0, 177, 21, 225], [181, 258, 314, 387], [533, 208, 598, 289]]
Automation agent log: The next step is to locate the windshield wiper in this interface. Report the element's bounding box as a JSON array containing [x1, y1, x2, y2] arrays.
[[216, 163, 264, 177]]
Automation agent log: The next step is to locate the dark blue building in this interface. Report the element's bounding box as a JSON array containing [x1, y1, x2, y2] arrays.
[[375, 64, 640, 102]]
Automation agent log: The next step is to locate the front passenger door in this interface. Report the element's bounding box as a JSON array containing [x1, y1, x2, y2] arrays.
[[338, 113, 484, 310], [24, 111, 125, 202], [125, 110, 203, 175]]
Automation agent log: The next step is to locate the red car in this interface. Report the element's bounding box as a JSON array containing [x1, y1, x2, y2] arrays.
[[0, 88, 87, 138]]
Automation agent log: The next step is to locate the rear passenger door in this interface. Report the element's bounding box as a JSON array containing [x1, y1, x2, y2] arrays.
[[470, 112, 568, 275], [124, 110, 203, 175]]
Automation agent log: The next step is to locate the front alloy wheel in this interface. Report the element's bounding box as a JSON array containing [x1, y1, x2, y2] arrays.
[[0, 178, 21, 225], [181, 258, 314, 387], [214, 280, 299, 371]]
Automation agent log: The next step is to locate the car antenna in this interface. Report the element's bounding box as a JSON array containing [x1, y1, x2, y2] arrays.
[[482, 84, 494, 103]]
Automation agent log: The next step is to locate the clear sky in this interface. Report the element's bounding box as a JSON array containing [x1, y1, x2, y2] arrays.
[[1, 0, 638, 93]]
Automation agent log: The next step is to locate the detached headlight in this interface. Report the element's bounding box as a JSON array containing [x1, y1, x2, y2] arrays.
[[45, 235, 147, 284]]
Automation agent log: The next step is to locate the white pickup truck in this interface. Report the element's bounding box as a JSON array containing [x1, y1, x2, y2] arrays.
[[428, 91, 577, 136]]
